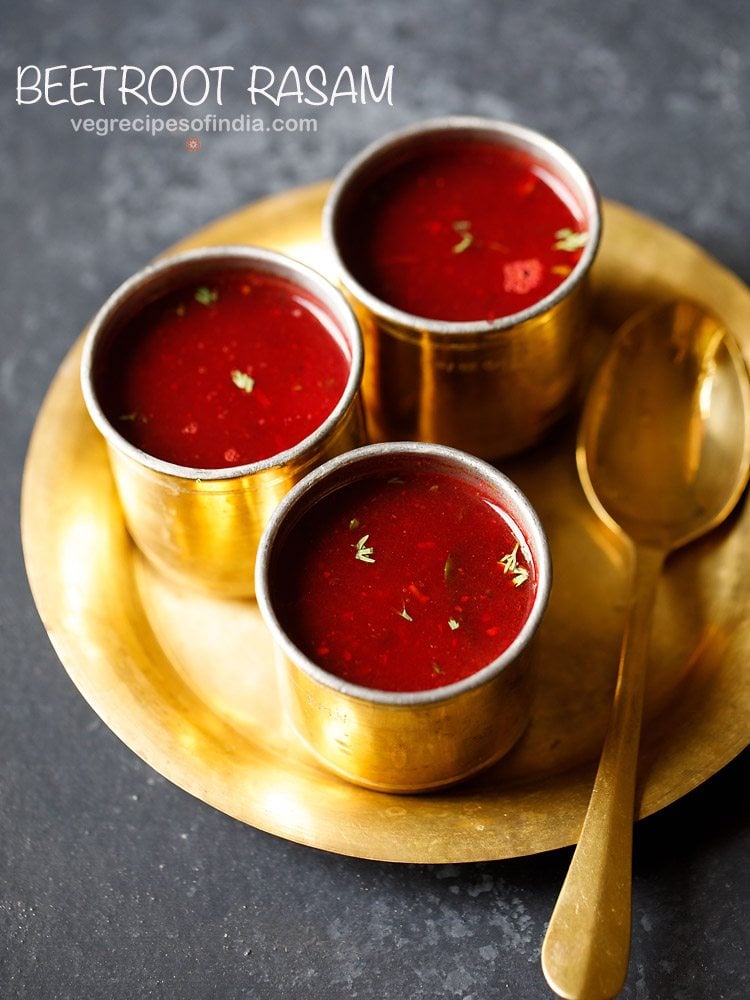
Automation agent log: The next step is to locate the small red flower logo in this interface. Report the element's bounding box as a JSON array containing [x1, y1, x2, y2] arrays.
[[185, 136, 202, 153]]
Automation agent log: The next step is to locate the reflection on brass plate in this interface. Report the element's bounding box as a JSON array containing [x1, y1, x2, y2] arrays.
[[21, 183, 750, 862]]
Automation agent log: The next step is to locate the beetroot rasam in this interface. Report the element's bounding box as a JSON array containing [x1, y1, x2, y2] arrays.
[[99, 269, 351, 469], [338, 139, 588, 322], [272, 468, 537, 692]]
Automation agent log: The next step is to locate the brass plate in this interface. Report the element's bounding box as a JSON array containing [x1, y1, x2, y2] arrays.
[[21, 182, 750, 863]]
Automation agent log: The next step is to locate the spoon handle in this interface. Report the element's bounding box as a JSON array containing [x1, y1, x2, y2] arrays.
[[541, 544, 665, 1000]]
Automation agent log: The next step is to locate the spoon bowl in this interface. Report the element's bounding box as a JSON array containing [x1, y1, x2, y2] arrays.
[[579, 300, 750, 550], [542, 300, 750, 1000]]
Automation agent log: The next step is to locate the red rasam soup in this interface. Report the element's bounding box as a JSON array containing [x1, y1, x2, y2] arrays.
[[337, 138, 588, 322], [271, 466, 537, 692], [97, 268, 351, 469]]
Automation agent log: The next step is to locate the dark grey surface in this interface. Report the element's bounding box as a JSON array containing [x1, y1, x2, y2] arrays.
[[2, 1, 748, 997]]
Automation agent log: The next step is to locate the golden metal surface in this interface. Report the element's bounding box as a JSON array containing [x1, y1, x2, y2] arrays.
[[542, 303, 750, 999], [280, 648, 530, 794], [345, 284, 591, 461], [21, 182, 750, 863]]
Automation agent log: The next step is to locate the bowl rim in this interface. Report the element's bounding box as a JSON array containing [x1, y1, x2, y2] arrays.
[[255, 441, 552, 706], [80, 245, 364, 482], [323, 114, 602, 335]]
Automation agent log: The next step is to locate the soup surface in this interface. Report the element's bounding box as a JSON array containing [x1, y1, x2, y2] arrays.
[[339, 139, 587, 322], [99, 269, 351, 468], [273, 467, 537, 692]]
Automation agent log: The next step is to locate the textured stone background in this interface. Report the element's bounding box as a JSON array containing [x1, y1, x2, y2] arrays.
[[2, 1, 748, 997]]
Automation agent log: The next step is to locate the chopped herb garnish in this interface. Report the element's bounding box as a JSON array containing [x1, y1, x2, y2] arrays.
[[399, 605, 413, 622], [354, 534, 375, 564], [194, 286, 218, 305], [553, 228, 588, 252], [451, 219, 474, 255], [432, 661, 444, 675], [499, 543, 529, 587], [448, 618, 460, 631], [349, 518, 360, 531], [175, 304, 186, 317], [119, 412, 137, 422], [499, 543, 519, 573], [231, 370, 255, 394]]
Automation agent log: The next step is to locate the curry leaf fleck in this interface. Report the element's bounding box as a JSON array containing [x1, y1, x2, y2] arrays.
[[553, 228, 588, 252], [355, 534, 375, 564], [194, 286, 218, 305], [499, 543, 529, 587], [451, 219, 474, 254], [231, 370, 255, 394]]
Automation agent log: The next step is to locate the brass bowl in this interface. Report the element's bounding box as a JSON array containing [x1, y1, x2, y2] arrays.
[[255, 441, 552, 793], [80, 245, 365, 597], [323, 116, 602, 460]]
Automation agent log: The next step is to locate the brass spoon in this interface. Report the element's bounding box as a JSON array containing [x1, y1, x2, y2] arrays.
[[541, 300, 750, 1000]]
